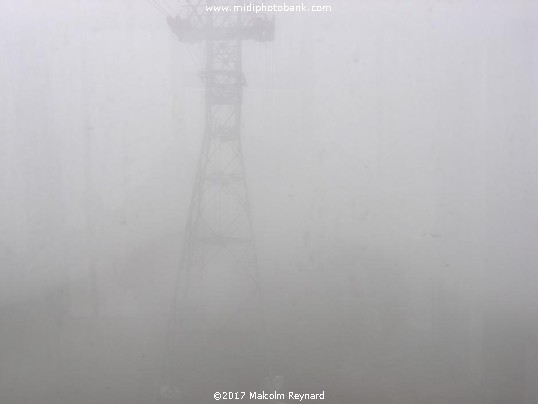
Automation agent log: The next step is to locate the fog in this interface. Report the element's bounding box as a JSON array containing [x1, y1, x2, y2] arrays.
[[1, 1, 538, 403]]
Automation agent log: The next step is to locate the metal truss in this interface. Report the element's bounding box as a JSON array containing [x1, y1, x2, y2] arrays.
[[156, 2, 275, 403], [167, 1, 275, 42]]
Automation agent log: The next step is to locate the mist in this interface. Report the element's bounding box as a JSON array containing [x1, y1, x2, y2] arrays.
[[1, 1, 538, 403]]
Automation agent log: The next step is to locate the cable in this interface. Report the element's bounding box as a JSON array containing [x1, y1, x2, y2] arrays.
[[146, 0, 171, 17], [161, 0, 179, 15], [146, 0, 166, 16]]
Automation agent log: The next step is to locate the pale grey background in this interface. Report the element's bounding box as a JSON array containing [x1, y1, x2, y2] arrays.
[[1, 1, 538, 403]]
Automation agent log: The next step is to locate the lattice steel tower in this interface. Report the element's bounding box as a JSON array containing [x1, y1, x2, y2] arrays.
[[156, 2, 276, 403]]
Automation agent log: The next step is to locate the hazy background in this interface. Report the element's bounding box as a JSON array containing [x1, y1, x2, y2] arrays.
[[1, 1, 538, 403]]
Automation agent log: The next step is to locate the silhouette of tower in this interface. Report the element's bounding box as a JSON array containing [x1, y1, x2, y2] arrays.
[[156, 2, 276, 403]]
